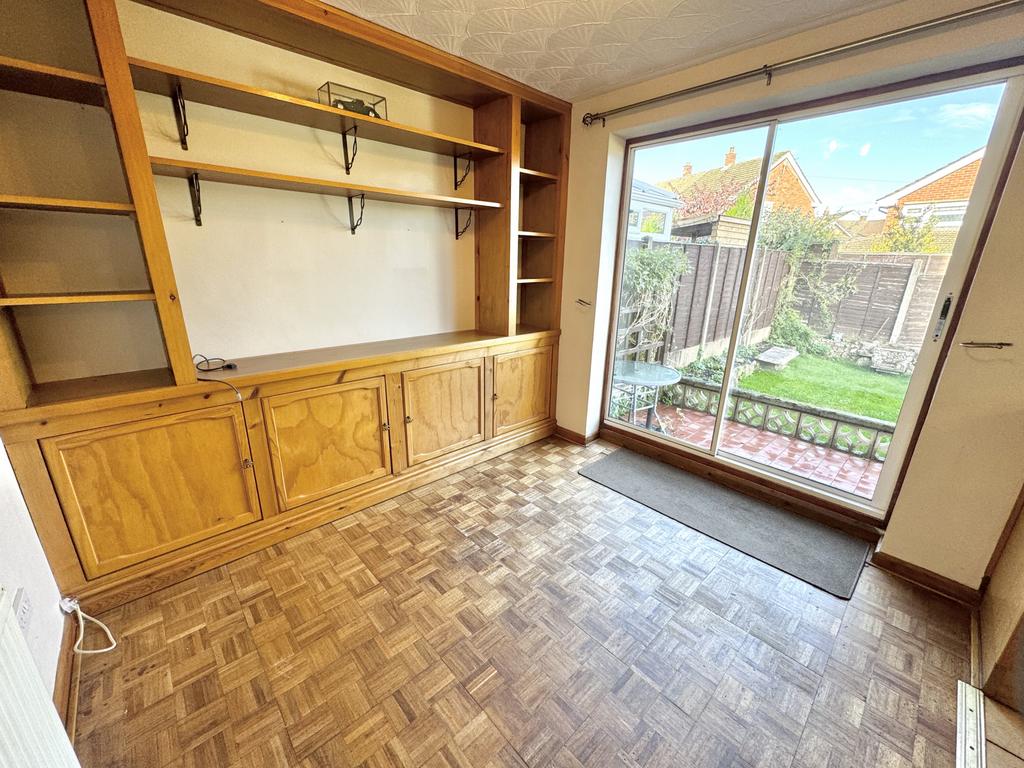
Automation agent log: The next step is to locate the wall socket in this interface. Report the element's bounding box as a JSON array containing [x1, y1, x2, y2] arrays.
[[13, 587, 32, 635]]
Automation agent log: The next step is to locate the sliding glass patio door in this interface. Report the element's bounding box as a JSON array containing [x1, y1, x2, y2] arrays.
[[606, 75, 1023, 516]]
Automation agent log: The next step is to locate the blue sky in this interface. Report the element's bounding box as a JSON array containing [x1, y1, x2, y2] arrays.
[[631, 82, 1006, 218]]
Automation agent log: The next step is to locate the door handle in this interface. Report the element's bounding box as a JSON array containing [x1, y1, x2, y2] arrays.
[[959, 341, 1014, 349]]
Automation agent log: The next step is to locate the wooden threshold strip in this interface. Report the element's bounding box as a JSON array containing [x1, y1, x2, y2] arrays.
[[0, 54, 106, 106], [0, 292, 155, 307], [0, 194, 134, 215], [129, 58, 504, 159], [150, 156, 503, 210]]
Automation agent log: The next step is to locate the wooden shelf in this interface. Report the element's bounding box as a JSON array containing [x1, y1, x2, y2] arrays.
[[151, 157, 503, 211], [519, 168, 558, 182], [516, 324, 549, 335], [518, 230, 557, 239], [27, 368, 175, 408], [517, 277, 554, 284], [129, 59, 504, 159], [0, 194, 135, 215], [0, 292, 155, 307], [0, 54, 105, 106]]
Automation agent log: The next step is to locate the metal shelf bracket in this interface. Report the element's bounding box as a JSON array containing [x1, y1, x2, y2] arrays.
[[347, 193, 365, 235], [454, 207, 473, 240], [341, 124, 358, 174], [171, 81, 189, 150], [188, 172, 202, 226], [453, 152, 472, 190]]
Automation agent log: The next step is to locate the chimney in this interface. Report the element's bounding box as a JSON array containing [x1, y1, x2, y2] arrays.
[[682, 162, 692, 176], [724, 146, 736, 167]]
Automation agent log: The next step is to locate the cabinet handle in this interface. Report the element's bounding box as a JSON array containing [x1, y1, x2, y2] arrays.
[[492, 393, 498, 400], [381, 422, 390, 431], [404, 416, 413, 424], [241, 458, 254, 470]]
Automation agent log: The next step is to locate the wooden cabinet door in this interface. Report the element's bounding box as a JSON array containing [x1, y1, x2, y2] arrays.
[[262, 377, 391, 510], [493, 346, 552, 436], [402, 359, 484, 465], [41, 405, 261, 578]]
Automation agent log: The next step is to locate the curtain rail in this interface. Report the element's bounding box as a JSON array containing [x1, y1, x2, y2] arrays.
[[581, 0, 1024, 127]]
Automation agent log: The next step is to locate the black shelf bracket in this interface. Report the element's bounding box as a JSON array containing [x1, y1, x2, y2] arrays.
[[453, 151, 472, 190], [188, 172, 202, 226], [341, 124, 358, 175], [454, 207, 473, 240], [347, 193, 365, 235], [171, 81, 189, 150]]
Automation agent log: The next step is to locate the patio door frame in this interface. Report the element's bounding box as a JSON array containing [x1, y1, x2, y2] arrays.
[[600, 61, 1024, 526]]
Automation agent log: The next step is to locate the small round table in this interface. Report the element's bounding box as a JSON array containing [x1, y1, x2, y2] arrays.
[[613, 361, 682, 430]]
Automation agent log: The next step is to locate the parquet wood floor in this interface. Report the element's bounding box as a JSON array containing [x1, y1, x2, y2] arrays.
[[73, 438, 971, 768]]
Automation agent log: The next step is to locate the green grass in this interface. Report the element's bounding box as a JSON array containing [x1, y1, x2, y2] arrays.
[[737, 355, 910, 423]]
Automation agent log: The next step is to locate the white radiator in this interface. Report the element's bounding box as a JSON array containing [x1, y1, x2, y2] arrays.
[[0, 586, 80, 768]]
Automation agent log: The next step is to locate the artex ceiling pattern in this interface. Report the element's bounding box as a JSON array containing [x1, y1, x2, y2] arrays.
[[324, 0, 898, 100]]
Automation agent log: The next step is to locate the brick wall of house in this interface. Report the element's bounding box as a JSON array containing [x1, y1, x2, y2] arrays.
[[765, 160, 815, 213], [897, 158, 982, 206]]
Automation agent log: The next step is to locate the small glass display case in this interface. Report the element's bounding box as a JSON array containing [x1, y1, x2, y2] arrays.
[[317, 82, 387, 120]]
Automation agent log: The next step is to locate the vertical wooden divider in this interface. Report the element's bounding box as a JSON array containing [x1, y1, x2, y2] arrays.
[[473, 95, 520, 336], [84, 0, 196, 385]]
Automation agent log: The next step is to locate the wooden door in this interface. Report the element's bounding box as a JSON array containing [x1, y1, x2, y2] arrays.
[[402, 359, 484, 465], [42, 405, 261, 578], [262, 378, 391, 510], [493, 346, 552, 436]]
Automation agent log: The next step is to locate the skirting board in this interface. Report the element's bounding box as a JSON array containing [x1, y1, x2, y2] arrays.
[[871, 550, 982, 606], [52, 613, 80, 739], [554, 424, 597, 445]]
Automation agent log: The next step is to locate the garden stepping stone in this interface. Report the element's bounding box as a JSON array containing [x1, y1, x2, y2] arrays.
[[756, 346, 799, 369]]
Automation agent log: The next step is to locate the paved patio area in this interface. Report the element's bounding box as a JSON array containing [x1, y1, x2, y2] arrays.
[[630, 404, 882, 499]]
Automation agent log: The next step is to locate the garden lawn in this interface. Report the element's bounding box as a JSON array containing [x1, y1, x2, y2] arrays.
[[737, 354, 910, 423]]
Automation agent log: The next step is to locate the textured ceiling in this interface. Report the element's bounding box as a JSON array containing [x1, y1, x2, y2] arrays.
[[323, 0, 897, 101]]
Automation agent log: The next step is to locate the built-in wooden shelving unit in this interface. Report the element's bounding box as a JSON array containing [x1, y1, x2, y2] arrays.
[[0, 53, 105, 106], [129, 58, 505, 160], [0, 292, 155, 307], [0, 0, 570, 619], [150, 156, 503, 210], [0, 194, 135, 215]]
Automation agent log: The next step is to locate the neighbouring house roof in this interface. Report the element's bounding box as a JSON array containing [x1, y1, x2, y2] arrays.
[[659, 150, 822, 214], [876, 147, 985, 207], [630, 178, 681, 207]]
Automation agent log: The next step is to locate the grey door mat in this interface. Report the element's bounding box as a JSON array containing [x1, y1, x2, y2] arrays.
[[579, 448, 870, 598]]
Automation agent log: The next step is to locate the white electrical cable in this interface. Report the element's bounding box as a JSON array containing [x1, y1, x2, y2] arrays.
[[61, 598, 116, 654]]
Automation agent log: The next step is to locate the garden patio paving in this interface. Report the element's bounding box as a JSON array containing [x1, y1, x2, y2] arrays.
[[631, 404, 883, 500]]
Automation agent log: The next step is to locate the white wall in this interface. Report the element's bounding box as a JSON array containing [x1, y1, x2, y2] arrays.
[[0, 440, 63, 692], [556, 0, 1024, 585], [118, 0, 478, 361]]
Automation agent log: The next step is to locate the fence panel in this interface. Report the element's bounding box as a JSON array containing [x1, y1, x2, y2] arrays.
[[793, 260, 912, 341]]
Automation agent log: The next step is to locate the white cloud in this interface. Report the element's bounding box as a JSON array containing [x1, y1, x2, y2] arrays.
[[859, 143, 871, 157], [935, 102, 997, 130], [823, 138, 840, 159]]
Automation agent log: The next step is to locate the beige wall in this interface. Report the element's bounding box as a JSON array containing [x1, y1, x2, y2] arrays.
[[118, 0, 477, 360], [981, 504, 1024, 707], [557, 0, 1024, 585]]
